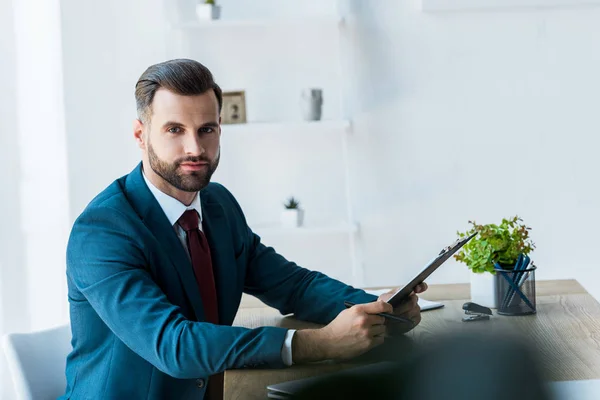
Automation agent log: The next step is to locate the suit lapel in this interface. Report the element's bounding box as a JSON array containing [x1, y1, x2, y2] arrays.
[[124, 163, 206, 322], [201, 190, 238, 325]]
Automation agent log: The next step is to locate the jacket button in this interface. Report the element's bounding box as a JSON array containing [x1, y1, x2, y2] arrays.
[[196, 378, 205, 388]]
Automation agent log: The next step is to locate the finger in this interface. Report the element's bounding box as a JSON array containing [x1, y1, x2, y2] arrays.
[[413, 313, 422, 326], [363, 314, 386, 326], [378, 287, 401, 302], [393, 294, 418, 314], [377, 292, 392, 303], [358, 300, 393, 315], [414, 282, 428, 294], [409, 309, 422, 326], [369, 324, 387, 337], [408, 303, 421, 317], [371, 336, 385, 347], [404, 305, 422, 325]]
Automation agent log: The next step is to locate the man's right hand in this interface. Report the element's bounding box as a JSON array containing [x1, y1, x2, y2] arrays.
[[291, 301, 392, 364]]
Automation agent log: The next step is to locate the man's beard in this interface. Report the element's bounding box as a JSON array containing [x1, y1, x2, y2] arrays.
[[148, 141, 220, 192]]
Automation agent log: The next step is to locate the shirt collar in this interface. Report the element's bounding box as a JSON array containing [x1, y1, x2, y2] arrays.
[[142, 169, 203, 227]]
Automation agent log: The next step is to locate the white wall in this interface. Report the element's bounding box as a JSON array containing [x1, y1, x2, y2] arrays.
[[14, 0, 71, 331], [340, 0, 600, 287], [1, 0, 72, 396], [61, 0, 168, 221], [1, 0, 26, 397], [1, 0, 71, 334], [59, 0, 600, 291]]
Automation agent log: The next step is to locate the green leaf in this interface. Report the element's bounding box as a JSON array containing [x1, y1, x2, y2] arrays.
[[284, 196, 300, 209], [455, 215, 534, 272]]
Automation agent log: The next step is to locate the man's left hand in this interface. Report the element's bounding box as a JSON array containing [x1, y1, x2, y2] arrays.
[[377, 283, 428, 335]]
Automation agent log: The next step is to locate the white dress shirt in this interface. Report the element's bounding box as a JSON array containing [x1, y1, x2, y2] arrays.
[[142, 172, 295, 366]]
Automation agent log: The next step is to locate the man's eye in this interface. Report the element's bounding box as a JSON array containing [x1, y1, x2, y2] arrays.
[[168, 127, 181, 134], [200, 127, 214, 134]]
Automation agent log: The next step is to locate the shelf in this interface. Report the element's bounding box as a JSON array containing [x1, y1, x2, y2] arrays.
[[175, 16, 344, 30], [221, 120, 351, 135], [253, 222, 358, 236], [422, 0, 600, 11]]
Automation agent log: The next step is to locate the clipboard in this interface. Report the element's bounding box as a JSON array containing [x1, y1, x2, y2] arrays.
[[386, 231, 478, 308]]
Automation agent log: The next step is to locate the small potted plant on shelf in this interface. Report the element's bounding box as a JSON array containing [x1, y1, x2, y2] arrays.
[[280, 197, 304, 228], [454, 216, 536, 309], [196, 0, 221, 21]]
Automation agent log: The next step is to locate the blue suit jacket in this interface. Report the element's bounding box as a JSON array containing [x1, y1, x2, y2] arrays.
[[61, 163, 376, 399]]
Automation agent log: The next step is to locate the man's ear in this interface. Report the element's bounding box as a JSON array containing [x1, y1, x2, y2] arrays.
[[133, 119, 146, 150]]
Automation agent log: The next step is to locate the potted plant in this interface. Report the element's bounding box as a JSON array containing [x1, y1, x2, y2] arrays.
[[196, 0, 221, 21], [280, 197, 304, 228], [454, 216, 536, 308]]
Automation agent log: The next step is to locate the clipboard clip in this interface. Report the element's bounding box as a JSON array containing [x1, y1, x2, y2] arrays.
[[462, 302, 492, 322], [439, 232, 478, 256]]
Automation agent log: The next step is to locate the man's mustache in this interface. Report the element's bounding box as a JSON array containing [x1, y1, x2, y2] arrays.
[[175, 156, 212, 165]]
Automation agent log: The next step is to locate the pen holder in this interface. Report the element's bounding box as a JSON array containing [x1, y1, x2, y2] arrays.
[[495, 265, 537, 316]]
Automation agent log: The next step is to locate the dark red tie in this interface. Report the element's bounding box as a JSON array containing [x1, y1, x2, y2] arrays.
[[177, 210, 223, 400]]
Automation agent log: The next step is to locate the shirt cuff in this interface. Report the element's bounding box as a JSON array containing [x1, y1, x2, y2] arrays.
[[281, 329, 296, 366]]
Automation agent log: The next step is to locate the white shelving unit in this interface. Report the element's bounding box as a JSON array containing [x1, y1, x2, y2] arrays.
[[221, 120, 351, 135], [175, 16, 344, 30], [165, 4, 364, 285], [253, 222, 358, 237], [422, 0, 600, 11]]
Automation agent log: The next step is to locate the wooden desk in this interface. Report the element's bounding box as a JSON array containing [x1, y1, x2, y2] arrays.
[[226, 280, 600, 399]]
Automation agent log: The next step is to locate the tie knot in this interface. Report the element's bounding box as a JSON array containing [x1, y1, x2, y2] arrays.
[[178, 209, 200, 232]]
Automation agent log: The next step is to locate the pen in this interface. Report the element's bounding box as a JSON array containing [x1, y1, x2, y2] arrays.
[[344, 301, 413, 324]]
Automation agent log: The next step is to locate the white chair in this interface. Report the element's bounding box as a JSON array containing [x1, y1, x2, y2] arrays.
[[1, 324, 71, 400], [549, 380, 600, 400]]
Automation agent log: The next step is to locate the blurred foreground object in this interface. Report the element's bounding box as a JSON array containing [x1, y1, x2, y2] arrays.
[[291, 332, 551, 400]]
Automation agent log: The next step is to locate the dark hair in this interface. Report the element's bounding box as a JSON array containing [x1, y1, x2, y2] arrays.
[[135, 59, 222, 124]]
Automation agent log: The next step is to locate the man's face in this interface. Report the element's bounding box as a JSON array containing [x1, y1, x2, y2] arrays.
[[139, 88, 221, 193]]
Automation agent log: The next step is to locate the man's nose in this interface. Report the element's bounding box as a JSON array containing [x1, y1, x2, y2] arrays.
[[184, 133, 205, 156]]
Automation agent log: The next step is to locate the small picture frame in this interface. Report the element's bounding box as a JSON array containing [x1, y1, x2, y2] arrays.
[[221, 91, 247, 124]]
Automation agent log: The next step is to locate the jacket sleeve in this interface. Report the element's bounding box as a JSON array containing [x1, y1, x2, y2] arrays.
[[243, 234, 377, 324], [217, 186, 378, 324], [67, 205, 288, 379]]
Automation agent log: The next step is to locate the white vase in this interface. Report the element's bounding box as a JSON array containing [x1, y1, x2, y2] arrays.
[[280, 209, 304, 228], [470, 272, 498, 309], [195, 4, 221, 21], [300, 89, 323, 121]]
